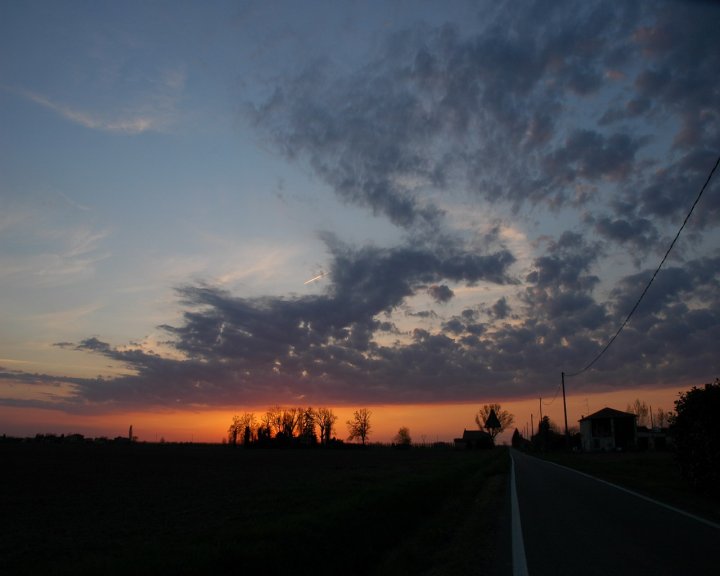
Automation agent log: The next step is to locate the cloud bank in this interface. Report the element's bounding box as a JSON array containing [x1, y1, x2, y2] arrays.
[[2, 0, 719, 411]]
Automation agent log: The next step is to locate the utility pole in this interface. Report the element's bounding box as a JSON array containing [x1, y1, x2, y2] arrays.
[[539, 397, 543, 429], [530, 413, 534, 439], [561, 372, 569, 447]]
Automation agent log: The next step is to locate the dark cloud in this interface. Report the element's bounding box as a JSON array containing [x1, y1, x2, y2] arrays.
[[251, 0, 718, 247], [491, 297, 511, 320], [525, 232, 602, 292], [3, 252, 719, 408], [405, 309, 437, 319], [428, 284, 454, 303], [544, 130, 646, 184], [584, 213, 659, 255], [75, 337, 113, 354]]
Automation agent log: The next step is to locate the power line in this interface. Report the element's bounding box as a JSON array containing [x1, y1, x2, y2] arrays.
[[542, 384, 561, 406], [565, 153, 720, 378]]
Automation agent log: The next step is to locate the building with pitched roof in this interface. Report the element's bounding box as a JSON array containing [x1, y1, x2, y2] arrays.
[[579, 407, 637, 451], [454, 429, 493, 450]]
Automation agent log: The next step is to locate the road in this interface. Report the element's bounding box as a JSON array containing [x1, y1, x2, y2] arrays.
[[510, 449, 720, 576]]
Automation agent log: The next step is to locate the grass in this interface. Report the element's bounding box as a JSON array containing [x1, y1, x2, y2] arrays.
[[0, 443, 509, 576], [534, 449, 720, 525]]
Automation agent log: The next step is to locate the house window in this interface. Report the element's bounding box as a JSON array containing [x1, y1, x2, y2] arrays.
[[591, 419, 611, 437]]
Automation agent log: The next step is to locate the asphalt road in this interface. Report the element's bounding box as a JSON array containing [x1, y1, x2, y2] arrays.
[[510, 449, 720, 576]]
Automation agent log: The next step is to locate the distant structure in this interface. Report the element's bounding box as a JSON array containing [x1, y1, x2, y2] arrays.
[[128, 425, 133, 443], [579, 407, 636, 451], [454, 429, 493, 450]]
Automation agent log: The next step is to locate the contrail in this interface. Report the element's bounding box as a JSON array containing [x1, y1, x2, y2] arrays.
[[304, 271, 327, 285]]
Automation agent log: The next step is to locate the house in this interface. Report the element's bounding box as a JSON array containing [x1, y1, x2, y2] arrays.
[[454, 429, 493, 450], [579, 407, 637, 451]]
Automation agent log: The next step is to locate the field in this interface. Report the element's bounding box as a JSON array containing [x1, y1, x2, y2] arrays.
[[536, 450, 720, 524], [0, 443, 510, 576]]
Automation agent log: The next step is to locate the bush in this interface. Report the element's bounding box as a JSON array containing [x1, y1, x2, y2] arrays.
[[670, 379, 720, 493]]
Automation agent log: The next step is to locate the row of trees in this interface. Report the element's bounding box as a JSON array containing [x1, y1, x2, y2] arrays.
[[227, 407, 374, 447], [228, 403, 518, 449]]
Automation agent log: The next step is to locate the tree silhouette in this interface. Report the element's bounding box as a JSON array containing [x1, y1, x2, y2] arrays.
[[316, 407, 337, 445], [475, 404, 514, 440], [228, 415, 242, 446], [670, 378, 720, 493], [228, 413, 256, 446], [394, 427, 411, 447], [655, 407, 670, 429], [347, 408, 372, 445], [511, 428, 522, 448], [298, 407, 317, 444], [627, 398, 650, 427], [280, 408, 300, 438], [262, 406, 282, 437]]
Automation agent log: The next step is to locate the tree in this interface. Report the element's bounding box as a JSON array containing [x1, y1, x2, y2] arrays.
[[511, 428, 522, 448], [475, 404, 514, 440], [670, 379, 720, 493], [655, 407, 670, 429], [316, 407, 337, 445], [538, 415, 555, 435], [280, 408, 301, 438], [394, 427, 411, 447], [627, 399, 650, 427], [533, 416, 565, 451], [228, 415, 242, 446], [228, 413, 256, 446], [298, 407, 317, 444], [263, 406, 283, 437], [346, 408, 372, 445]]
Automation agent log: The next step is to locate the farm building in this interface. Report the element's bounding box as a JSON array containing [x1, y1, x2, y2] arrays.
[[454, 429, 493, 450], [579, 407, 637, 451]]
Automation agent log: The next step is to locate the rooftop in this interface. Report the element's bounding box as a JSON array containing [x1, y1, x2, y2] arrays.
[[579, 407, 637, 422]]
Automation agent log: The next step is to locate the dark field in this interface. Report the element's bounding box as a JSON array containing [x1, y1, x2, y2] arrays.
[[1, 443, 510, 576]]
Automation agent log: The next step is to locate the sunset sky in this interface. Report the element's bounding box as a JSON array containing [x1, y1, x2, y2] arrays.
[[1, 0, 718, 443]]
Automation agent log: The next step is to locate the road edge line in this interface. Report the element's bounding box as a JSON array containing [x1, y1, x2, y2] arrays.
[[536, 456, 720, 531], [510, 452, 530, 576]]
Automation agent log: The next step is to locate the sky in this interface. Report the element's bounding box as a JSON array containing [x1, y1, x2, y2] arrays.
[[1, 0, 719, 443]]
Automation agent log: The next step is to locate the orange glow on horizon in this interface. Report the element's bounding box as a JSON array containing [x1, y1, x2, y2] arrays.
[[0, 385, 688, 444]]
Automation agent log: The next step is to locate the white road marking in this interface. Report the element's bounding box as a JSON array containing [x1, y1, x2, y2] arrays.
[[537, 456, 720, 531]]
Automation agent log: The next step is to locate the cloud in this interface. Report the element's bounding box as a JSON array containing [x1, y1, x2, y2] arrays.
[[428, 284, 454, 304], [491, 297, 511, 320], [4, 0, 719, 411], [16, 89, 158, 134], [0, 195, 110, 288], [4, 236, 715, 410], [251, 0, 719, 248]]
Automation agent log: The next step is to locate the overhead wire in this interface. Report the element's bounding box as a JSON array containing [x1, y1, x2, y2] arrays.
[[542, 383, 561, 406], [564, 153, 720, 378]]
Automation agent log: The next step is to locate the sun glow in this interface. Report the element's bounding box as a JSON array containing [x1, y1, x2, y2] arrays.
[[0, 384, 686, 445]]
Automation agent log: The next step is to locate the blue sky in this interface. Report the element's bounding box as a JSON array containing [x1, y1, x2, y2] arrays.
[[1, 0, 719, 424]]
